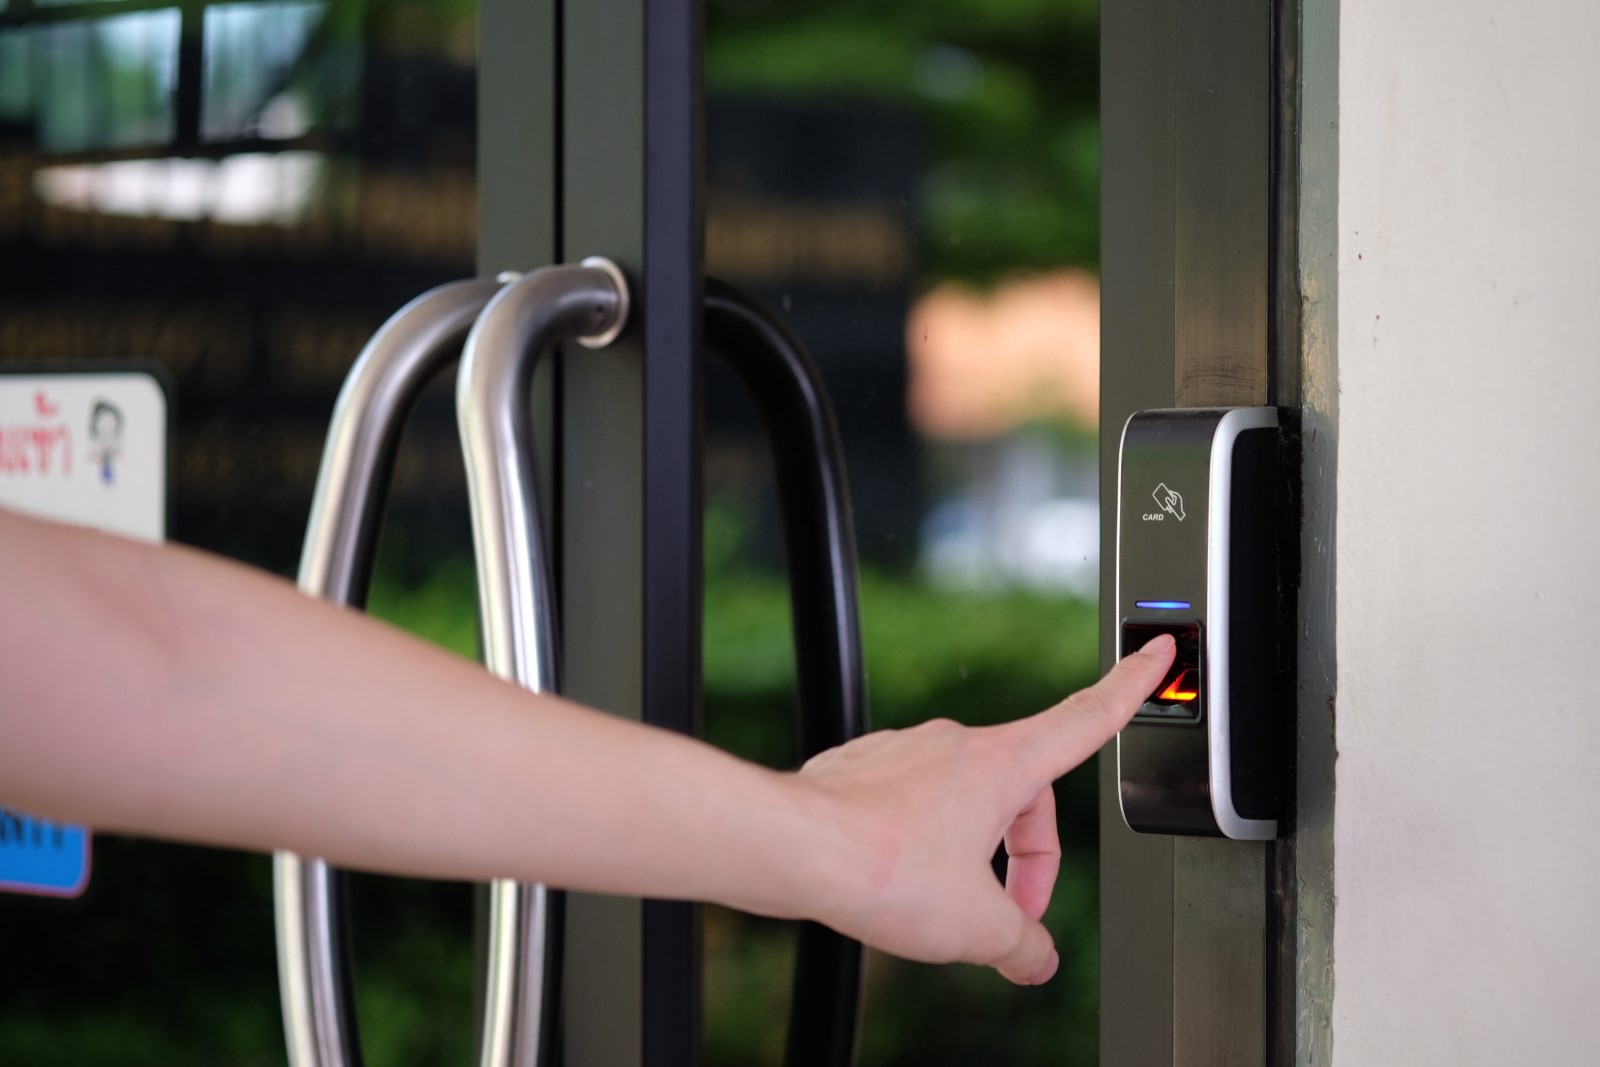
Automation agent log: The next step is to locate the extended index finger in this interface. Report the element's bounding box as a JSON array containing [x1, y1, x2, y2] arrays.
[[1017, 634, 1175, 783]]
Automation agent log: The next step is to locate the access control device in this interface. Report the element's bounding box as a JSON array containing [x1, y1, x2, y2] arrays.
[[1115, 407, 1285, 840]]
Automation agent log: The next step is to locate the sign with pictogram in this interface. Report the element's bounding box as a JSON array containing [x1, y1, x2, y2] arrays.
[[0, 368, 167, 897]]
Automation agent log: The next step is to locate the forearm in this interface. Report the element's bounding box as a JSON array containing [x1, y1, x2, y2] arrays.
[[0, 508, 852, 918]]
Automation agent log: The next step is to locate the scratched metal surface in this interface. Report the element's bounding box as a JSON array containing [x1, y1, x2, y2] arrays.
[[1100, 0, 1317, 1063]]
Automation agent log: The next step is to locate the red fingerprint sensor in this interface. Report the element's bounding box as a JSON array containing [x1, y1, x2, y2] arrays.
[[1122, 620, 1203, 721]]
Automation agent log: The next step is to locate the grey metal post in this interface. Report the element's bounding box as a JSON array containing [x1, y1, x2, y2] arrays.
[[1099, 0, 1310, 1063]]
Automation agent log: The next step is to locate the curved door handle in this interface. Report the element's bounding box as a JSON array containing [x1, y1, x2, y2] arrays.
[[275, 260, 629, 1067], [457, 258, 629, 1067], [704, 278, 869, 1067], [276, 277, 504, 1067]]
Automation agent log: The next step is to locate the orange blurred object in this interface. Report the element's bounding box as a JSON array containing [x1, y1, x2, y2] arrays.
[[906, 269, 1100, 441]]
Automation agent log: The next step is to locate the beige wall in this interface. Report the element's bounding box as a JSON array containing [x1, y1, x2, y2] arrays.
[[1334, 0, 1600, 1062]]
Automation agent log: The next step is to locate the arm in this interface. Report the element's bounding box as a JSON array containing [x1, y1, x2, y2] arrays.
[[0, 506, 1172, 984]]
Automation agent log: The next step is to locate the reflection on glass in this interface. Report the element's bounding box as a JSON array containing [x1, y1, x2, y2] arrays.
[[29, 10, 179, 152], [704, 0, 1101, 1062], [0, 32, 27, 120], [0, 2, 480, 1062], [35, 152, 324, 224], [202, 1, 326, 141]]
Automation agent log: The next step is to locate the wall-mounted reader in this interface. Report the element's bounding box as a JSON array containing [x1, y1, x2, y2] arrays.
[[1116, 407, 1286, 840]]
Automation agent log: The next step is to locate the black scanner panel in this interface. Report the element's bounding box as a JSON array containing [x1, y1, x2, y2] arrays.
[[1115, 407, 1285, 840]]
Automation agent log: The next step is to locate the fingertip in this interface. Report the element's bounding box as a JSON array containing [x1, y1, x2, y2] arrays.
[[1027, 949, 1061, 986], [995, 917, 1057, 985], [1137, 633, 1176, 660], [1020, 634, 1180, 785]]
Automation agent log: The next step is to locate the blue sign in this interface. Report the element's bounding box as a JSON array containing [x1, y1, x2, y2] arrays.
[[0, 807, 90, 898]]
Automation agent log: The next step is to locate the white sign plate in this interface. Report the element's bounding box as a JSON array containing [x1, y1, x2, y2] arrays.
[[0, 369, 168, 897]]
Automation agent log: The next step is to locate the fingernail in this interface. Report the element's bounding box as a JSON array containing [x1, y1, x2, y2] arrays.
[[1139, 634, 1176, 656], [1029, 949, 1061, 985]]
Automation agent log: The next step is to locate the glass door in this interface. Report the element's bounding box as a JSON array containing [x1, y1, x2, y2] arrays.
[[1, 0, 487, 1060], [697, 2, 1103, 1063], [0, 0, 1107, 1062]]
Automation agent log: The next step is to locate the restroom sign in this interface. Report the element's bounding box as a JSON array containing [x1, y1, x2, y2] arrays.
[[0, 367, 168, 897]]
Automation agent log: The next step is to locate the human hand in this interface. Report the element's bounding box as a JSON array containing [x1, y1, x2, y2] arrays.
[[793, 634, 1175, 985]]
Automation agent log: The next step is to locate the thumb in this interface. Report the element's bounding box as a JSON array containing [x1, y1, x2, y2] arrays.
[[1022, 634, 1176, 782], [981, 895, 1060, 985]]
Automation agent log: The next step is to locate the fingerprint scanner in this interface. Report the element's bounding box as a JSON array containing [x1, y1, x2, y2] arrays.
[[1123, 620, 1202, 721]]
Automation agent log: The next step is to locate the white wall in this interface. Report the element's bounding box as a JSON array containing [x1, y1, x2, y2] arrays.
[[1335, 1, 1600, 1062]]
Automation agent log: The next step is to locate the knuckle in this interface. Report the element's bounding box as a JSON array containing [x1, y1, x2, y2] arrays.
[[967, 911, 1018, 967], [1064, 688, 1115, 730]]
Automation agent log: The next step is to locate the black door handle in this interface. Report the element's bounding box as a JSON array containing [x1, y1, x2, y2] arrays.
[[704, 279, 868, 1067]]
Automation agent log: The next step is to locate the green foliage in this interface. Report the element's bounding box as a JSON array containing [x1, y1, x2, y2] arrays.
[[362, 507, 1104, 1067], [366, 553, 481, 661], [700, 501, 1103, 1065], [703, 497, 1098, 739], [345, 878, 478, 1065], [0, 533, 1101, 1067], [707, 0, 1100, 282], [704, 562, 1099, 761], [700, 546, 1104, 1064]]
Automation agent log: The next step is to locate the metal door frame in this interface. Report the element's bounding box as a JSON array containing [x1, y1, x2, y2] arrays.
[[476, 0, 1347, 1061], [478, 0, 703, 1063], [1098, 0, 1337, 1063]]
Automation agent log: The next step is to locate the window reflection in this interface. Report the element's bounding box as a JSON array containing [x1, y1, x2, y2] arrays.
[[202, 1, 327, 142], [0, 0, 359, 155], [1, 0, 1102, 1060], [35, 152, 323, 223], [0, 32, 26, 118], [29, 10, 180, 152], [0, 2, 480, 1062]]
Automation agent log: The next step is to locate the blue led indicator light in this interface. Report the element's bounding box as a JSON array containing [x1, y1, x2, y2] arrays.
[[1135, 600, 1192, 610]]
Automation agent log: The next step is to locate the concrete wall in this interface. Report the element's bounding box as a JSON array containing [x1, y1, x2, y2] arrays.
[[1334, 0, 1600, 1062]]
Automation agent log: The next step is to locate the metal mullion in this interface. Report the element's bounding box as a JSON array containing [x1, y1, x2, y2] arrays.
[[557, 0, 703, 1062], [477, 0, 561, 1057], [1098, 0, 1179, 1061], [1168, 3, 1273, 1064], [641, 0, 704, 1061], [1267, 3, 1305, 1063], [1102, 0, 1285, 1063], [172, 0, 202, 152], [557, 0, 649, 1062]]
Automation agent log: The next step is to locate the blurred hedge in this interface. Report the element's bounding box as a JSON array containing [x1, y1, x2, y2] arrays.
[[363, 526, 1104, 1066], [0, 546, 1101, 1066]]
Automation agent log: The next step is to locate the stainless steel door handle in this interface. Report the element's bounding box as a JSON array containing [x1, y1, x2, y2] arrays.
[[704, 279, 869, 1067], [457, 258, 629, 1067], [274, 260, 628, 1067], [276, 277, 504, 1067]]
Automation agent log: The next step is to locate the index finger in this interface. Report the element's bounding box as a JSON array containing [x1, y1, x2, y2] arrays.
[[1016, 634, 1176, 783]]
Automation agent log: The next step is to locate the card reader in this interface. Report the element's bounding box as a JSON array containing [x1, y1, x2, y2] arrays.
[[1115, 407, 1286, 840]]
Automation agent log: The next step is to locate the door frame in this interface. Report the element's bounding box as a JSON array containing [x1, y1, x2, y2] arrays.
[[477, 0, 704, 1063], [1097, 0, 1336, 1062]]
